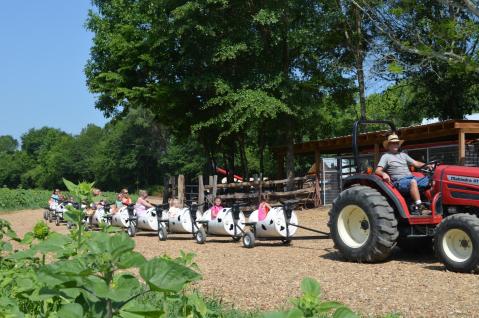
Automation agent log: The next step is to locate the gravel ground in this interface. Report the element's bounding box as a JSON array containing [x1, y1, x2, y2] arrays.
[[1, 208, 478, 318]]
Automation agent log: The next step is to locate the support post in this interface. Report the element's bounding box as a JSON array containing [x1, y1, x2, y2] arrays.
[[169, 176, 176, 197], [198, 175, 205, 212], [212, 175, 218, 198], [314, 148, 321, 177], [178, 175, 185, 207], [459, 130, 466, 165], [162, 176, 170, 204], [314, 149, 321, 208], [259, 173, 263, 202]]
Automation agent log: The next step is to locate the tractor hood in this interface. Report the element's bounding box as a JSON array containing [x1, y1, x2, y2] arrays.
[[435, 165, 479, 185], [435, 165, 479, 207]]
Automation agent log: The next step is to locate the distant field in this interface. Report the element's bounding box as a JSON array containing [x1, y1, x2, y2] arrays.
[[0, 188, 132, 211]]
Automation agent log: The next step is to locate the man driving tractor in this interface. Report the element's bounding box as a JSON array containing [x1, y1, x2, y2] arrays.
[[375, 134, 432, 215]]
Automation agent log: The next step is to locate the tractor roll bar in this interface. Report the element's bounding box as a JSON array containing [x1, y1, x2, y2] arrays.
[[352, 119, 397, 172]]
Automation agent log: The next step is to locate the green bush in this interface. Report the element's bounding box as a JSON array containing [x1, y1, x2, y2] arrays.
[[0, 188, 52, 211]]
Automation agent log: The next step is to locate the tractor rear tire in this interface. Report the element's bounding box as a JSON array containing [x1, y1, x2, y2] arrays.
[[434, 213, 479, 273], [328, 185, 398, 262]]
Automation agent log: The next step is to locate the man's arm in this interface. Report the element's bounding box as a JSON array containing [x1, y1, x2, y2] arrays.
[[405, 153, 428, 169], [375, 166, 392, 184]]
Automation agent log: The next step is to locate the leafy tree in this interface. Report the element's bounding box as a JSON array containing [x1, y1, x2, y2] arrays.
[[357, 0, 479, 119], [85, 0, 356, 183], [0, 152, 32, 188], [21, 127, 67, 159], [0, 136, 18, 154]]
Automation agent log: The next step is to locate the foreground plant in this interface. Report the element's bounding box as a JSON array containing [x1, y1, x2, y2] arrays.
[[0, 179, 205, 317], [264, 277, 358, 318]]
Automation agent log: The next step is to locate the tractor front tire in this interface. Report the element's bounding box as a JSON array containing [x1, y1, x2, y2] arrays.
[[328, 185, 398, 262], [434, 213, 479, 273]]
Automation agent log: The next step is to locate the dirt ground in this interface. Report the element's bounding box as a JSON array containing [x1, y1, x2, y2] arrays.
[[1, 208, 478, 318]]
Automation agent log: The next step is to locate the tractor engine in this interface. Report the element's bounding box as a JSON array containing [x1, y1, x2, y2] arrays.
[[433, 165, 479, 215]]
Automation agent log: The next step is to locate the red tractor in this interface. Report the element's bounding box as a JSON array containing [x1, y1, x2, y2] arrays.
[[328, 119, 479, 273]]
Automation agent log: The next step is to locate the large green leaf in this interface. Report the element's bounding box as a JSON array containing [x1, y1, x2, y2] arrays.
[[140, 257, 201, 293], [57, 303, 84, 318], [0, 297, 24, 318], [34, 232, 72, 254], [317, 301, 347, 313], [263, 309, 303, 318], [63, 178, 78, 194], [107, 274, 140, 302], [118, 251, 146, 269], [119, 302, 164, 318], [300, 277, 321, 297], [333, 307, 359, 318]]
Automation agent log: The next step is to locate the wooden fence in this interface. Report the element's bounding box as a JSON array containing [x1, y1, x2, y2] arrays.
[[163, 174, 321, 211]]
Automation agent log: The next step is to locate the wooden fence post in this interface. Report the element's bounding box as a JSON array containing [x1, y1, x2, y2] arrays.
[[198, 175, 205, 212], [212, 175, 218, 198], [162, 176, 170, 204], [178, 175, 185, 207]]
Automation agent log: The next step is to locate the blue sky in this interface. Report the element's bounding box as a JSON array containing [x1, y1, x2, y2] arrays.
[[0, 1, 107, 142]]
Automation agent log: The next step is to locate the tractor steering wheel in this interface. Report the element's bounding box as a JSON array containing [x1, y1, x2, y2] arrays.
[[419, 160, 439, 175]]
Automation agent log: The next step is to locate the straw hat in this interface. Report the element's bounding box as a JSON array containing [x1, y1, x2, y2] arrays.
[[383, 134, 404, 149]]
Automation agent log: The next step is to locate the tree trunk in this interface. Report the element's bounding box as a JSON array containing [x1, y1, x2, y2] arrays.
[[238, 135, 249, 180], [354, 6, 367, 120], [259, 129, 265, 176], [286, 123, 294, 191], [227, 141, 235, 183]]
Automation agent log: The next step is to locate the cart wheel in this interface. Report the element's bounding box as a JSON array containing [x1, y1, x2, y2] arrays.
[[195, 228, 207, 244], [55, 217, 60, 226], [128, 225, 136, 237], [281, 239, 292, 245], [232, 236, 241, 242], [243, 232, 255, 248], [43, 210, 48, 220], [158, 225, 168, 241]]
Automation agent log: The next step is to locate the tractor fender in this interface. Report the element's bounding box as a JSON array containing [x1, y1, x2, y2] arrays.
[[342, 174, 409, 219]]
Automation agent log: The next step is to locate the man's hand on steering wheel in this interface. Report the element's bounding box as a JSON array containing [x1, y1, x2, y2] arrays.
[[419, 160, 439, 174]]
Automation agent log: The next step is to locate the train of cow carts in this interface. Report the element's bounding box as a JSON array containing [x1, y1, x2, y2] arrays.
[[44, 198, 328, 249]]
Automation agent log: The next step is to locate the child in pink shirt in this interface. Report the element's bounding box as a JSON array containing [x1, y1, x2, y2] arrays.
[[211, 197, 223, 219], [258, 195, 272, 221]]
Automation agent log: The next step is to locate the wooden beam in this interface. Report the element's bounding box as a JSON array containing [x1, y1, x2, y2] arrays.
[[177, 175, 185, 207], [314, 148, 321, 176], [212, 175, 218, 198], [198, 175, 205, 212], [459, 128, 479, 134], [162, 176, 170, 204], [204, 176, 308, 190], [459, 130, 466, 165]]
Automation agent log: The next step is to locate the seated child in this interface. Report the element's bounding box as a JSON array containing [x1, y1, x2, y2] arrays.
[[258, 195, 272, 221], [49, 189, 60, 209], [120, 189, 132, 206], [135, 190, 153, 216], [210, 197, 223, 220]]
